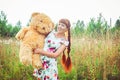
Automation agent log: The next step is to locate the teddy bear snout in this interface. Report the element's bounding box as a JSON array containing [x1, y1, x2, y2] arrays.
[[42, 27, 45, 30]]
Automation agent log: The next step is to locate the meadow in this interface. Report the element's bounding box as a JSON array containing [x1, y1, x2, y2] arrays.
[[0, 31, 120, 80], [0, 11, 120, 80]]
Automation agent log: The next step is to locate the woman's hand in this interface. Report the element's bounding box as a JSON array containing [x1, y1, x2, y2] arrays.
[[33, 48, 42, 54]]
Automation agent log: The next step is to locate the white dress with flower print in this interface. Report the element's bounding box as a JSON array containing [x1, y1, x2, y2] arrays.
[[33, 30, 69, 80]]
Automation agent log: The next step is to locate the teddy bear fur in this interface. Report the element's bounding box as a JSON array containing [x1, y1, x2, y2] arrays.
[[15, 12, 54, 69]]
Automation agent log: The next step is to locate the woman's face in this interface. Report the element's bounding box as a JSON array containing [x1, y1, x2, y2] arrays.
[[57, 22, 68, 34]]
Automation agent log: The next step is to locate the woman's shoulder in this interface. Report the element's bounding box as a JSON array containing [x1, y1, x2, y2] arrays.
[[60, 38, 69, 46]]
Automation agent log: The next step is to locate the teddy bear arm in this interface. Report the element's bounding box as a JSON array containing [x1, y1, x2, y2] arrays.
[[37, 41, 44, 48], [15, 27, 29, 40]]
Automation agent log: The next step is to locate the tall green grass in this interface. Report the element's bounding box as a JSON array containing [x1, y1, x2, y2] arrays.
[[0, 31, 120, 80], [0, 39, 36, 80], [72, 37, 120, 80]]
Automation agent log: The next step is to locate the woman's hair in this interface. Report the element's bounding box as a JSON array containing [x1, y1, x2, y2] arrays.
[[59, 19, 72, 73]]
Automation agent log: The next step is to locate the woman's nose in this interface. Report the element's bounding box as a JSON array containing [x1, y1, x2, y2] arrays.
[[59, 25, 62, 28]]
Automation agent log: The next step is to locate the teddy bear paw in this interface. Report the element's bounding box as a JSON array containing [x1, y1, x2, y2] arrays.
[[33, 62, 42, 69]]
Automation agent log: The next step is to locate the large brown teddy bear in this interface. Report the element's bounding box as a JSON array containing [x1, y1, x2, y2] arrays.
[[15, 12, 54, 69]]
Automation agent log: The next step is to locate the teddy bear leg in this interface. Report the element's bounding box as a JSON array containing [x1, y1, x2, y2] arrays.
[[32, 54, 42, 69], [19, 44, 32, 66]]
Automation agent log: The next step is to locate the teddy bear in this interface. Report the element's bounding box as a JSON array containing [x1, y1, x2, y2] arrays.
[[15, 12, 54, 69]]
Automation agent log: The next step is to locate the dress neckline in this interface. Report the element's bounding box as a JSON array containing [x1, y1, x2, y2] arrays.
[[53, 32, 65, 40]]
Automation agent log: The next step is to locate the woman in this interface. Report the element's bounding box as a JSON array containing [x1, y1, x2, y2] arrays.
[[33, 19, 72, 80]]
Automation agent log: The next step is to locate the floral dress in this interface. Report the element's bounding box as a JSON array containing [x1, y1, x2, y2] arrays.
[[33, 30, 69, 80]]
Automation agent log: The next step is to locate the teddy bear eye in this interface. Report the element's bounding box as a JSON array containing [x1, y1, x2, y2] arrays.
[[40, 20, 43, 22]]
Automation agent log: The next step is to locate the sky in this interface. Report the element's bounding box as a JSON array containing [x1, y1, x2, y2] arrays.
[[0, 0, 120, 27]]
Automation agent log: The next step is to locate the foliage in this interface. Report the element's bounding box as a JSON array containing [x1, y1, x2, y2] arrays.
[[86, 13, 110, 38], [115, 16, 120, 28], [0, 40, 36, 80], [12, 21, 21, 37], [0, 11, 21, 37], [72, 20, 85, 37], [71, 35, 120, 80], [0, 10, 120, 39], [0, 10, 120, 80], [1, 31, 120, 80], [0, 11, 8, 37]]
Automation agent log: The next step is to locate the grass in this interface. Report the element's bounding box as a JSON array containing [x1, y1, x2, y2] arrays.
[[70, 35, 120, 80], [0, 39, 36, 80], [0, 33, 120, 80]]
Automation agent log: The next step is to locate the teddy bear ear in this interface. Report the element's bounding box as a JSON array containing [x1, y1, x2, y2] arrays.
[[49, 22, 54, 30], [31, 12, 40, 17]]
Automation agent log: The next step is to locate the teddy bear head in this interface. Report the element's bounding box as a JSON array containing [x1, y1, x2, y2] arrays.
[[29, 12, 54, 35]]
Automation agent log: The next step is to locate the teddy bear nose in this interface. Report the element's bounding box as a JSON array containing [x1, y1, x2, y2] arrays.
[[42, 27, 45, 30]]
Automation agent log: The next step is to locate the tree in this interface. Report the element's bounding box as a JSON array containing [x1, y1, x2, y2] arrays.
[[86, 13, 109, 38], [11, 21, 21, 37], [115, 17, 120, 29], [72, 20, 85, 36], [6, 24, 13, 37], [0, 11, 8, 37], [16, 20, 22, 28], [0, 11, 21, 37]]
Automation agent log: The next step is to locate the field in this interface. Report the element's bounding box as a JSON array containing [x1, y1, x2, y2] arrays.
[[0, 34, 120, 80]]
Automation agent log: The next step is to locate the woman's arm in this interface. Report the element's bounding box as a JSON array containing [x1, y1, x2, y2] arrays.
[[34, 44, 66, 58]]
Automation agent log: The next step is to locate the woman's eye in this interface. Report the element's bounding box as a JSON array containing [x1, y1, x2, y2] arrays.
[[62, 24, 64, 26], [62, 24, 66, 27]]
